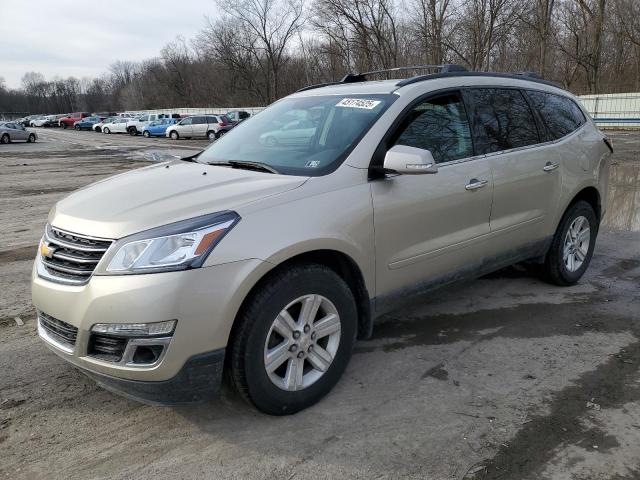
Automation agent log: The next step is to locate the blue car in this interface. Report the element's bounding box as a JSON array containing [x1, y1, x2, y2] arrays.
[[74, 116, 103, 131], [142, 118, 177, 138]]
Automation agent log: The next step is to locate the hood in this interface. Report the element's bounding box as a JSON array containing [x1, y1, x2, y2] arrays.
[[49, 161, 308, 239]]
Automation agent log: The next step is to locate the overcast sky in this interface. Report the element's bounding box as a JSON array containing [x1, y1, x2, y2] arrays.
[[1, 0, 215, 89]]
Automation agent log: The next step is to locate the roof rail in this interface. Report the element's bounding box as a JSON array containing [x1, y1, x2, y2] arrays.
[[513, 71, 541, 79], [295, 64, 468, 92]]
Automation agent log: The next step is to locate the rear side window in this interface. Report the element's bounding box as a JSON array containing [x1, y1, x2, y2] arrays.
[[466, 88, 539, 154], [526, 91, 586, 140], [391, 93, 473, 163]]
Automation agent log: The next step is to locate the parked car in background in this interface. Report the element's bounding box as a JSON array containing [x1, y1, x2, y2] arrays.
[[19, 115, 38, 127], [142, 118, 177, 137], [165, 115, 229, 140], [127, 113, 176, 135], [0, 122, 37, 143], [29, 116, 48, 127], [60, 112, 90, 129], [102, 117, 130, 134], [225, 110, 250, 125], [93, 116, 120, 133], [74, 116, 104, 131], [44, 114, 66, 127]]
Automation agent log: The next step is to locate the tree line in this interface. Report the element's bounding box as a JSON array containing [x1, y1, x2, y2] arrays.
[[2, 0, 640, 115]]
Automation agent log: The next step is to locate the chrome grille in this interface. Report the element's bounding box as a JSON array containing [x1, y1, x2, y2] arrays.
[[41, 225, 113, 285], [39, 312, 78, 348]]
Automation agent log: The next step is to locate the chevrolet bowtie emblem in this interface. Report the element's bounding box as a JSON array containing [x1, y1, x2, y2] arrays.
[[40, 241, 56, 259]]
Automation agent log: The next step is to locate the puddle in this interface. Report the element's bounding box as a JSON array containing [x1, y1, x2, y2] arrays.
[[603, 163, 640, 231]]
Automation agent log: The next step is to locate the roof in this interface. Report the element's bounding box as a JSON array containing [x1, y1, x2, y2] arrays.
[[291, 71, 566, 98]]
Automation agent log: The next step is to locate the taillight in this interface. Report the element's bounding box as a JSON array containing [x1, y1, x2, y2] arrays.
[[219, 121, 225, 126]]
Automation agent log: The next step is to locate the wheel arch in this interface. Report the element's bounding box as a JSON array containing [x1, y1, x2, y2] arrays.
[[228, 249, 373, 351], [560, 185, 602, 226]]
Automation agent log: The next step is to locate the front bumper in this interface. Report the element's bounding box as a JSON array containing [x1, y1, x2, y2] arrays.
[[83, 349, 226, 405], [32, 256, 271, 401]]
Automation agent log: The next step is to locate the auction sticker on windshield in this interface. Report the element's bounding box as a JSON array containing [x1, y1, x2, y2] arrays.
[[336, 98, 382, 109]]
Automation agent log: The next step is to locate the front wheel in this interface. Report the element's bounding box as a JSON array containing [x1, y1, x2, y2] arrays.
[[62, 123, 68, 129], [143, 131, 150, 138], [27, 134, 36, 143], [170, 131, 179, 140], [0, 134, 9, 144], [229, 264, 357, 415], [74, 125, 81, 131], [128, 128, 137, 136], [103, 127, 110, 134], [544, 200, 597, 286]]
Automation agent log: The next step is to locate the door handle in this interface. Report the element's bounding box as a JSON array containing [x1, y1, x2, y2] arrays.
[[543, 162, 559, 172], [465, 179, 488, 191]]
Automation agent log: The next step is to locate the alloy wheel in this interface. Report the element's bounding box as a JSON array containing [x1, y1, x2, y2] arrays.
[[563, 215, 590, 272], [263, 294, 341, 391]]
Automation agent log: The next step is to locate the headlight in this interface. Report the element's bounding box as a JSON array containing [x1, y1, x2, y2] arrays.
[[99, 211, 239, 274]]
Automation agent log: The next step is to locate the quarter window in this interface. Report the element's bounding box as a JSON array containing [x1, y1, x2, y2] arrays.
[[526, 91, 586, 140], [392, 93, 473, 163], [466, 88, 540, 154]]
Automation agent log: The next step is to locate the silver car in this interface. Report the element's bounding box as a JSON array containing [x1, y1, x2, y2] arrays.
[[166, 115, 229, 141], [32, 66, 611, 414], [0, 122, 37, 144]]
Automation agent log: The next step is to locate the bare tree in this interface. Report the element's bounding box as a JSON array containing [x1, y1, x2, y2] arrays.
[[216, 0, 305, 102]]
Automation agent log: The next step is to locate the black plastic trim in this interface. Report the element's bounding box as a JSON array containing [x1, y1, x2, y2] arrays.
[[82, 349, 226, 405]]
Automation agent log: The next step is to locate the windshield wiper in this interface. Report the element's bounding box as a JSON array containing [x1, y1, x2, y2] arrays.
[[207, 160, 279, 174]]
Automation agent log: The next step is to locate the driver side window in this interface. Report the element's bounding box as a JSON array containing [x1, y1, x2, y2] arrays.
[[392, 93, 473, 163]]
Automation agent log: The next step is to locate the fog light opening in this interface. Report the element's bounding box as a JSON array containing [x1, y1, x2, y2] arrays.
[[132, 345, 164, 365]]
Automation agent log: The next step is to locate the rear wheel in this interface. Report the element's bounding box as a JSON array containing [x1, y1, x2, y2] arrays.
[[170, 131, 179, 140], [216, 130, 226, 139], [62, 123, 68, 129], [229, 264, 357, 415], [0, 134, 9, 144], [95, 127, 101, 133], [27, 134, 36, 143], [207, 130, 216, 141], [103, 127, 110, 134], [128, 127, 137, 136], [74, 125, 81, 131], [543, 200, 597, 286]]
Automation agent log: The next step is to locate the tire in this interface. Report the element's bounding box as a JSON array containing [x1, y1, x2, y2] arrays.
[[228, 264, 357, 415], [27, 134, 36, 143], [74, 125, 81, 131], [207, 130, 216, 141], [62, 123, 68, 129], [217, 130, 226, 139], [95, 127, 101, 133], [170, 131, 179, 140], [103, 127, 110, 134], [0, 134, 9, 144], [128, 128, 137, 136], [544, 200, 598, 286], [143, 131, 151, 138]]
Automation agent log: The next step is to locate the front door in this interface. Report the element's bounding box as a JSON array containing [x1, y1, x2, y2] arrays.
[[371, 92, 494, 307]]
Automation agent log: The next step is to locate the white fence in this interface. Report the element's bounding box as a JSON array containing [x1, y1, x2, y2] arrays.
[[123, 106, 265, 117], [578, 92, 640, 129]]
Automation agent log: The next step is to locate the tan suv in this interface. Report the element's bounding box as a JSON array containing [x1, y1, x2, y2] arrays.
[[32, 66, 612, 414]]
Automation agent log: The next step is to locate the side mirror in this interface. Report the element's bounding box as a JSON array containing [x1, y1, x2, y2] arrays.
[[383, 145, 438, 175]]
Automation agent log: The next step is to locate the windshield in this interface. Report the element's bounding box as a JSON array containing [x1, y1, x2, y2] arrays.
[[197, 94, 395, 176]]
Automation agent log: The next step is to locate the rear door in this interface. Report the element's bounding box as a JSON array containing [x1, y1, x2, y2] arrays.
[[191, 116, 207, 137], [464, 87, 562, 250], [371, 91, 494, 304]]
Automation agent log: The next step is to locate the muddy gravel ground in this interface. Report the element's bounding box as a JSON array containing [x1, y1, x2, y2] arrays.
[[1, 128, 639, 480]]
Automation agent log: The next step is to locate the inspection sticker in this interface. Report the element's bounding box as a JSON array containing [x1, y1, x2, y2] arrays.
[[336, 98, 381, 109]]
